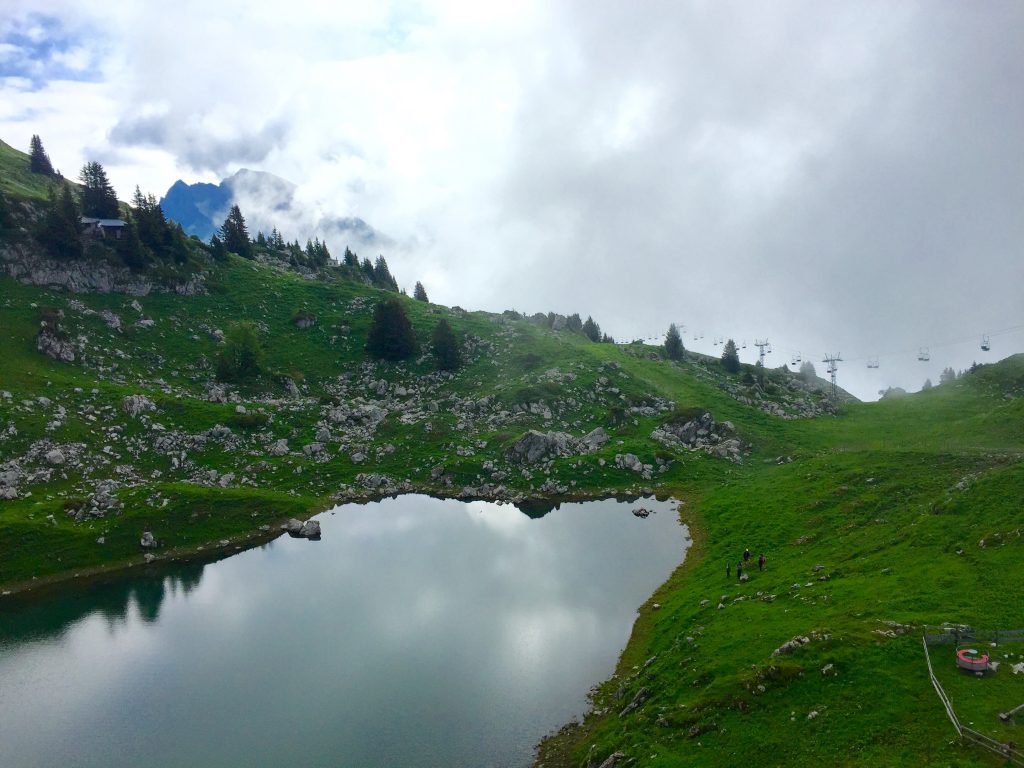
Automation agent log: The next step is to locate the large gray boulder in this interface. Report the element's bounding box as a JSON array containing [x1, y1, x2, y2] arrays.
[[579, 427, 609, 452], [507, 430, 574, 463], [268, 439, 289, 456], [37, 329, 75, 362], [123, 394, 156, 417], [140, 531, 160, 549], [45, 448, 65, 465]]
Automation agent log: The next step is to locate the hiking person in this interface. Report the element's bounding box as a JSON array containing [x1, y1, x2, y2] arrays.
[[743, 548, 750, 562], [758, 553, 766, 571]]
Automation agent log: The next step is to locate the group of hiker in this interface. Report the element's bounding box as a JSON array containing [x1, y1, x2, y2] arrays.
[[727, 547, 766, 580]]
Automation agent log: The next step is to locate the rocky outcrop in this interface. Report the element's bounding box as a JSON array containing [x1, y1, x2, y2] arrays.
[[1, 246, 207, 295], [507, 427, 611, 464], [37, 328, 75, 362], [123, 395, 156, 418], [283, 518, 322, 538], [140, 530, 160, 549], [651, 411, 746, 463]]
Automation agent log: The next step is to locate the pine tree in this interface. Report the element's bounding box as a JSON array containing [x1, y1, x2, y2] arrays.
[[582, 316, 601, 342], [79, 162, 120, 218], [798, 360, 817, 382], [366, 298, 417, 361], [29, 135, 55, 175], [130, 186, 170, 254], [601, 332, 615, 344], [721, 338, 740, 373], [219, 204, 252, 258], [431, 318, 462, 371], [939, 367, 956, 385], [343, 247, 359, 268], [36, 184, 83, 260], [922, 378, 933, 390], [210, 234, 227, 261], [566, 313, 583, 333], [360, 257, 375, 282], [413, 281, 429, 302], [373, 255, 399, 291], [664, 323, 684, 361], [119, 210, 151, 271]]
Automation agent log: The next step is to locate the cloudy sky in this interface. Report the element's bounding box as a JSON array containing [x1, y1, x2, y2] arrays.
[[1, 0, 1022, 400]]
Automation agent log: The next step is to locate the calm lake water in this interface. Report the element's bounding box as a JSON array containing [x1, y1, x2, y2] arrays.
[[0, 495, 688, 768]]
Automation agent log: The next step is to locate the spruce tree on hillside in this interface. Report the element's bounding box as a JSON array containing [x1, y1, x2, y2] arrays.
[[219, 205, 252, 258], [582, 316, 601, 342], [566, 313, 583, 333], [664, 323, 684, 361], [366, 298, 417, 361], [79, 162, 120, 218], [29, 135, 55, 176], [36, 184, 83, 260], [343, 247, 359, 268], [210, 235, 227, 261], [413, 281, 429, 302], [721, 338, 740, 373], [373, 255, 399, 291], [939, 367, 957, 385], [431, 318, 462, 371]]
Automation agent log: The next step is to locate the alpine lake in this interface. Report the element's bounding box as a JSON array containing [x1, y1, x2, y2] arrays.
[[0, 494, 689, 768]]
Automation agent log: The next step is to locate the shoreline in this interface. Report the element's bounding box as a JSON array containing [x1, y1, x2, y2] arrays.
[[0, 485, 678, 599]]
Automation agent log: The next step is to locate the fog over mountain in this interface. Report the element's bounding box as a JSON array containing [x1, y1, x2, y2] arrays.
[[2, 1, 1021, 399], [159, 169, 386, 252]]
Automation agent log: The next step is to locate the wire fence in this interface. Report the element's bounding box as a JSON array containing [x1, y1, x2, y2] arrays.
[[921, 633, 1024, 766]]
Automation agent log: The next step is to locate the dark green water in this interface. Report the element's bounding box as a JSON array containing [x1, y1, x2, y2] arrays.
[[0, 495, 688, 767]]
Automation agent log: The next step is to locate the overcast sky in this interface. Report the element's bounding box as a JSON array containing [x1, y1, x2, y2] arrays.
[[2, 0, 1022, 400]]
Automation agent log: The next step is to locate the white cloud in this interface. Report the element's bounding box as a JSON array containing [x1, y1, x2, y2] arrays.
[[1, 0, 1021, 399]]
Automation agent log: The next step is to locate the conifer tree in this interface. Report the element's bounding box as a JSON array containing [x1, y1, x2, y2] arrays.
[[721, 338, 740, 373], [798, 360, 817, 382], [219, 204, 252, 258], [79, 161, 120, 218], [343, 247, 359, 268], [373, 255, 399, 291], [29, 135, 55, 175], [664, 323, 684, 361], [566, 313, 583, 333], [366, 298, 417, 361], [582, 316, 601, 342], [36, 184, 83, 260], [360, 257, 375, 282], [431, 318, 462, 371], [413, 281, 429, 302], [210, 234, 227, 261]]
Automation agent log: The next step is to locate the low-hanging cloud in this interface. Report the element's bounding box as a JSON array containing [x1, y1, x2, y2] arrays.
[[1, 0, 1021, 399]]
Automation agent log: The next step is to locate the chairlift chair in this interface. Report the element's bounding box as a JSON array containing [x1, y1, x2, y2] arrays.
[[867, 357, 879, 369], [981, 334, 991, 352], [917, 347, 930, 362]]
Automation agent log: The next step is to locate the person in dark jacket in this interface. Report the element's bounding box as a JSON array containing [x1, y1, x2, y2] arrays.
[[758, 553, 766, 571], [743, 548, 750, 562]]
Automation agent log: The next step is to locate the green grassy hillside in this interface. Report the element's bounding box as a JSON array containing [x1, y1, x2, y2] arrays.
[[1, 148, 1022, 766]]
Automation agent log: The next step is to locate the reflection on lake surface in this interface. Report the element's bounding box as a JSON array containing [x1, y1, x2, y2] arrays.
[[0, 495, 688, 768]]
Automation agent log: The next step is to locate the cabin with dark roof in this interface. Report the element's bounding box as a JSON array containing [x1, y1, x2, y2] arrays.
[[80, 217, 126, 240]]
